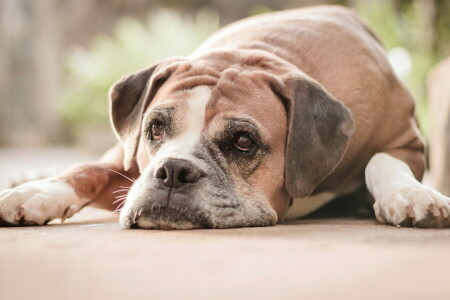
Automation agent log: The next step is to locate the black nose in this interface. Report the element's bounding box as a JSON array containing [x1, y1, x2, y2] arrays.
[[155, 159, 204, 188]]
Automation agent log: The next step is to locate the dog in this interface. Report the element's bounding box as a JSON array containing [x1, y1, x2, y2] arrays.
[[1, 6, 449, 229]]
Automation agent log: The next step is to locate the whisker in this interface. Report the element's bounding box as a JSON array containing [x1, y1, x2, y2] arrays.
[[114, 198, 127, 204], [114, 198, 128, 204], [113, 189, 131, 194], [115, 194, 128, 199], [115, 193, 128, 197], [108, 169, 136, 183], [114, 201, 126, 213], [112, 198, 127, 205]]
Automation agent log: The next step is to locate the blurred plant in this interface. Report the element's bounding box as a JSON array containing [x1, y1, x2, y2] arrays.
[[249, 4, 273, 16], [354, 0, 444, 138], [60, 9, 219, 134]]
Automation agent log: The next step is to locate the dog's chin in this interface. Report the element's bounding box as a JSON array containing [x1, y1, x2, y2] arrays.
[[121, 206, 205, 230]]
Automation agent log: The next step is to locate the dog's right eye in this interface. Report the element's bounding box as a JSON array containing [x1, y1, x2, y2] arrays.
[[150, 123, 165, 141]]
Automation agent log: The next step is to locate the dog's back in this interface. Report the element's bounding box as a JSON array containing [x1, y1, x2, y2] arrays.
[[195, 5, 424, 194]]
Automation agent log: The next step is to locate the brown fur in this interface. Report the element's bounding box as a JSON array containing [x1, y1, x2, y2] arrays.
[[58, 144, 139, 211]]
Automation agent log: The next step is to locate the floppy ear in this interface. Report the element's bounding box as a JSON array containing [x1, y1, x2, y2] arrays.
[[272, 75, 355, 198], [109, 64, 169, 170]]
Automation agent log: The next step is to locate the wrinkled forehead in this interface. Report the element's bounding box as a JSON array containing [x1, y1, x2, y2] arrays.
[[146, 69, 287, 136]]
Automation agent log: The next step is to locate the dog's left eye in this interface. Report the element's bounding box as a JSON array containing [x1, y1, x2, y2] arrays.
[[233, 132, 254, 152], [150, 123, 165, 141]]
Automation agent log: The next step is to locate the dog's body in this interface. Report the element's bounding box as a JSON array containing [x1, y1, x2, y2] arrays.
[[1, 6, 449, 228]]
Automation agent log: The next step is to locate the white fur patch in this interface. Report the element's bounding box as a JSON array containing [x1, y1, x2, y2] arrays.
[[285, 192, 335, 219], [0, 178, 87, 225], [151, 85, 211, 164], [365, 153, 450, 226]]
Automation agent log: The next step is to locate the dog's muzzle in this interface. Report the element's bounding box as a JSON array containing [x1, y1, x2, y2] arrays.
[[119, 157, 212, 229], [119, 153, 277, 230]]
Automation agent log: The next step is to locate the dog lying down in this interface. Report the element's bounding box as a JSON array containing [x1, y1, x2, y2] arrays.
[[1, 6, 449, 229]]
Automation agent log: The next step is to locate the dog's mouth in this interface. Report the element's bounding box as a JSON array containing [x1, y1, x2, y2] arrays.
[[124, 206, 210, 230]]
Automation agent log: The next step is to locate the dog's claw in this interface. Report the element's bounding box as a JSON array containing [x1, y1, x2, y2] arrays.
[[441, 207, 449, 219], [405, 206, 416, 227], [15, 207, 25, 221], [406, 205, 415, 219], [429, 204, 441, 217], [132, 211, 138, 224], [61, 204, 77, 223]]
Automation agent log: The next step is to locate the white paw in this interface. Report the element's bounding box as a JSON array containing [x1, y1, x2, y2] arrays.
[[374, 185, 450, 228], [0, 178, 87, 226]]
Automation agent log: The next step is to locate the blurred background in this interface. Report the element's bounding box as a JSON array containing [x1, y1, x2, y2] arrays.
[[0, 0, 449, 193]]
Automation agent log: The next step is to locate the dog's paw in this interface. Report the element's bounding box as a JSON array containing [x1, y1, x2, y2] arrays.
[[0, 178, 86, 226], [374, 185, 450, 228]]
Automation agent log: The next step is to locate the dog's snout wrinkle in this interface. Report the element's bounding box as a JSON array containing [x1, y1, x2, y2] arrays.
[[155, 159, 204, 189]]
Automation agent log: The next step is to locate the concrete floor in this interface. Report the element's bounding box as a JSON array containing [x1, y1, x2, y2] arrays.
[[1, 148, 450, 300]]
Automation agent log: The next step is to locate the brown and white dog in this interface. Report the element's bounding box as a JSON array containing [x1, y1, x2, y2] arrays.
[[1, 6, 449, 229]]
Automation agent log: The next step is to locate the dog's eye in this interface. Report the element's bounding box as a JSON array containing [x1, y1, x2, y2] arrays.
[[233, 132, 254, 152], [150, 123, 165, 141]]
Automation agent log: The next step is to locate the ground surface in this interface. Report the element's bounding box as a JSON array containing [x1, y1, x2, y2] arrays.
[[0, 148, 449, 300]]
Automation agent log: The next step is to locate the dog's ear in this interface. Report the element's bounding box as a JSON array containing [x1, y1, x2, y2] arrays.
[[109, 63, 172, 170], [272, 74, 355, 198]]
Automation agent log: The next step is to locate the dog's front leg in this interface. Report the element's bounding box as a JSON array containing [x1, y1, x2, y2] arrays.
[[0, 144, 137, 226], [365, 152, 450, 227]]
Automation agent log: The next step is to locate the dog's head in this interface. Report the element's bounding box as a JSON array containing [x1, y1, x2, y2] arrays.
[[111, 50, 354, 229]]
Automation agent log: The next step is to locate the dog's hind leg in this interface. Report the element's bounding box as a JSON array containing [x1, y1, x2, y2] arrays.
[[365, 149, 450, 228], [0, 144, 138, 226]]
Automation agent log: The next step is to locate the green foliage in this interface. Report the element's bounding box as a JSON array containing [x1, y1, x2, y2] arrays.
[[60, 9, 219, 129], [249, 4, 273, 16], [354, 0, 404, 49], [354, 0, 442, 138]]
